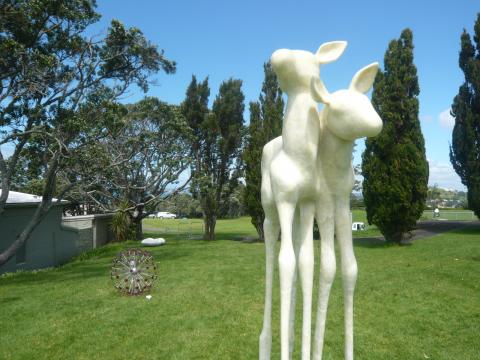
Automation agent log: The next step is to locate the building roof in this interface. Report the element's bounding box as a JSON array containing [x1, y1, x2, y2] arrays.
[[0, 189, 66, 205]]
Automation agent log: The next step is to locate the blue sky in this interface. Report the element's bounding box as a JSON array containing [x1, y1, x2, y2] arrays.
[[93, 1, 477, 190]]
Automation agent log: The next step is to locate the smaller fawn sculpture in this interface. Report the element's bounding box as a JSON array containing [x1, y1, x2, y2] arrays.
[[311, 62, 383, 360]]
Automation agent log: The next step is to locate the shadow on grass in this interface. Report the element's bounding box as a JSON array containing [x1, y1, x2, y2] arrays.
[[447, 222, 480, 235], [0, 238, 196, 286], [353, 237, 388, 248], [0, 296, 21, 304]]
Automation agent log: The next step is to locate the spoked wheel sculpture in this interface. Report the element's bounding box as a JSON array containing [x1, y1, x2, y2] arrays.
[[111, 248, 157, 295]]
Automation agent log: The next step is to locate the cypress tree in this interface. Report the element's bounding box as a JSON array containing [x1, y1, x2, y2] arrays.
[[450, 13, 480, 217], [243, 62, 284, 240], [181, 76, 245, 240], [362, 29, 429, 244]]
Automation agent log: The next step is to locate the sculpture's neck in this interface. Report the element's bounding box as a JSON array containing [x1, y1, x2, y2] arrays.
[[281, 92, 320, 160], [319, 125, 354, 170]]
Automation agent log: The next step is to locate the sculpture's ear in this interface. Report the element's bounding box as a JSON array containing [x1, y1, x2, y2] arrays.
[[349, 62, 379, 93], [315, 41, 347, 64], [311, 77, 331, 104]]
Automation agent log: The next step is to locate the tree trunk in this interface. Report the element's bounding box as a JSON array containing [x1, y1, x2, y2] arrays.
[[254, 221, 264, 242], [134, 218, 143, 241], [203, 215, 216, 240], [131, 205, 145, 241], [385, 231, 412, 245]]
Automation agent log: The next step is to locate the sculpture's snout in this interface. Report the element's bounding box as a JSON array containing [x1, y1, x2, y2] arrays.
[[366, 113, 383, 138]]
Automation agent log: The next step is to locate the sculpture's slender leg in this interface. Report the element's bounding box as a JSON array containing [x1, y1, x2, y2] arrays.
[[335, 201, 357, 360], [289, 209, 301, 360], [259, 216, 280, 360], [277, 201, 296, 360], [298, 201, 315, 360], [313, 202, 336, 360]]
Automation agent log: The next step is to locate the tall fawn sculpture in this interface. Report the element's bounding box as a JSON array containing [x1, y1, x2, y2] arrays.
[[259, 41, 347, 360], [311, 63, 383, 360]]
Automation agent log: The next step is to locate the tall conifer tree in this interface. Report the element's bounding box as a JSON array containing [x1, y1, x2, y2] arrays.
[[362, 29, 429, 244], [243, 62, 284, 240], [450, 13, 480, 217], [181, 76, 245, 240]]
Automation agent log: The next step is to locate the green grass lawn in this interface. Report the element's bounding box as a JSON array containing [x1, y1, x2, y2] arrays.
[[420, 209, 476, 221], [143, 213, 382, 239], [1, 218, 479, 359]]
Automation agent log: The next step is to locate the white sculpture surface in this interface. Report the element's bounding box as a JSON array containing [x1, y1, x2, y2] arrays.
[[310, 63, 382, 360], [259, 41, 347, 360], [259, 44, 383, 360]]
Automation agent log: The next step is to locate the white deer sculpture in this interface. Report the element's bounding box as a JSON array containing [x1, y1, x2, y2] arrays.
[[259, 41, 347, 360], [310, 62, 383, 360]]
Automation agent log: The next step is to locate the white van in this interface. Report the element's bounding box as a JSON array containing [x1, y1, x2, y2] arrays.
[[352, 222, 365, 231]]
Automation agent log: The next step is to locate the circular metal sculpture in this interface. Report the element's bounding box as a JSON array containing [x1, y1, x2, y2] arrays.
[[111, 248, 157, 295]]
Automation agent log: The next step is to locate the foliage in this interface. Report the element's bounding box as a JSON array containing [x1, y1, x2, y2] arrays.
[[158, 192, 202, 218], [450, 13, 480, 217], [362, 29, 429, 244], [74, 97, 191, 239], [243, 62, 284, 240], [426, 184, 467, 209], [181, 76, 245, 239], [218, 183, 246, 218], [0, 0, 174, 265], [110, 201, 135, 242]]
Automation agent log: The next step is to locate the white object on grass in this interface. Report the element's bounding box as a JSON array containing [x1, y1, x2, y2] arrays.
[[141, 238, 166, 246]]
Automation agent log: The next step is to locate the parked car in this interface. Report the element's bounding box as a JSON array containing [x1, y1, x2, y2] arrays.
[[156, 211, 177, 219]]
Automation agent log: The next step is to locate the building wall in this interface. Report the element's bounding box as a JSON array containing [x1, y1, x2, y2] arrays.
[[0, 207, 113, 275], [62, 214, 114, 248], [1, 206, 80, 274]]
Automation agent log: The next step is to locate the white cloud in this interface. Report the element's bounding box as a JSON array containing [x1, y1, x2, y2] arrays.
[[439, 108, 455, 129], [428, 160, 465, 191]]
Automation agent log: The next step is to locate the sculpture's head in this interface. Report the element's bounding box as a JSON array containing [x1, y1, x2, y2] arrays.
[[270, 41, 347, 94], [311, 62, 383, 141]]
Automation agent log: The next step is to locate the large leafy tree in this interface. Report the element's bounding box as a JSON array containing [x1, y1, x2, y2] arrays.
[[0, 0, 174, 265], [362, 29, 429, 244], [450, 13, 480, 218], [243, 62, 284, 241], [74, 97, 191, 240], [181, 76, 245, 240]]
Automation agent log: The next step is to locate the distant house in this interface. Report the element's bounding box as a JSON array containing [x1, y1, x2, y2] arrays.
[[0, 190, 114, 274]]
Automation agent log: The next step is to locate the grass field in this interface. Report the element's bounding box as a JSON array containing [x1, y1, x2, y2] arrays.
[[421, 209, 476, 221], [143, 212, 382, 239], [1, 218, 479, 359]]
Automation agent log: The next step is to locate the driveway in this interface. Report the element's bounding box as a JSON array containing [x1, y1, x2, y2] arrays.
[[410, 220, 479, 241]]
